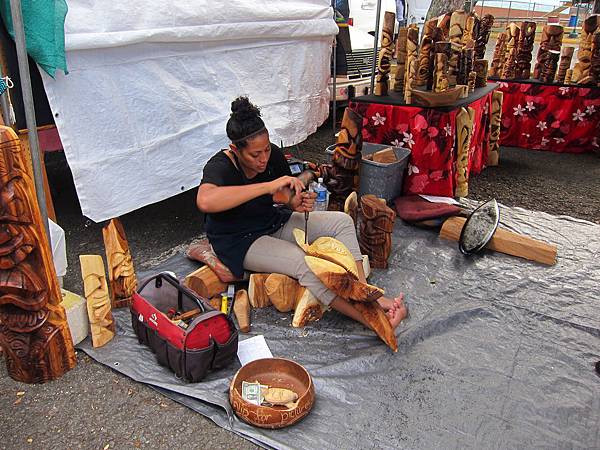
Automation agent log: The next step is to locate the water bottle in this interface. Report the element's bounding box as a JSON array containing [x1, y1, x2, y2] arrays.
[[312, 178, 329, 211]]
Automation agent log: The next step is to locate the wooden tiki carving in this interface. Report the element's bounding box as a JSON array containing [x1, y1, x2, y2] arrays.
[[590, 31, 600, 84], [458, 48, 474, 86], [564, 68, 573, 84], [374, 11, 396, 96], [463, 13, 479, 48], [534, 25, 563, 79], [415, 36, 434, 87], [358, 195, 395, 269], [448, 11, 467, 86], [572, 15, 599, 84], [555, 46, 575, 83], [487, 90, 504, 166], [404, 25, 419, 104], [474, 14, 494, 60], [488, 32, 507, 77], [80, 255, 115, 348], [468, 71, 477, 92], [233, 289, 250, 333], [0, 126, 76, 383], [455, 106, 475, 197], [539, 50, 561, 83], [474, 59, 488, 87], [501, 23, 521, 79], [515, 21, 536, 79], [437, 13, 452, 39], [102, 218, 137, 308], [433, 52, 450, 92], [320, 108, 363, 211], [393, 27, 408, 94]]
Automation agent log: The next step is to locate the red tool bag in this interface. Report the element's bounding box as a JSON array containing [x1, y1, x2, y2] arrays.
[[130, 272, 238, 382]]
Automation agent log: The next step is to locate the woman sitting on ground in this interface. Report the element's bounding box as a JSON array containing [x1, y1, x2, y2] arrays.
[[196, 96, 408, 329]]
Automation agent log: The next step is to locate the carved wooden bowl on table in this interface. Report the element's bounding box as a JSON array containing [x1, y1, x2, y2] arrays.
[[229, 357, 315, 429], [410, 85, 464, 107]]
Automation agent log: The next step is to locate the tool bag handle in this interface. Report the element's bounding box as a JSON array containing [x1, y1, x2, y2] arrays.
[[137, 271, 210, 313]]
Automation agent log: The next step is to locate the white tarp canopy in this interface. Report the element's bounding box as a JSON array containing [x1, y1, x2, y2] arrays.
[[41, 0, 337, 222]]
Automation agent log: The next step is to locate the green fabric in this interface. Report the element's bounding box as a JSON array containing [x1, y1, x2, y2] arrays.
[[0, 0, 68, 77]]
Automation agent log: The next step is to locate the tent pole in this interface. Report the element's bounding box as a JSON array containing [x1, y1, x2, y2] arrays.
[[9, 0, 50, 240], [369, 0, 383, 94], [332, 0, 337, 136]]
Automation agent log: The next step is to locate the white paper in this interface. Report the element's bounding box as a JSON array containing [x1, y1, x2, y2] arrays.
[[237, 335, 273, 366], [418, 194, 461, 206]]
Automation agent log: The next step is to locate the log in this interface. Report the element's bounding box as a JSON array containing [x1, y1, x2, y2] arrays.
[[0, 126, 76, 383], [374, 11, 396, 96], [487, 90, 504, 166], [304, 256, 383, 302], [248, 273, 272, 308], [265, 274, 298, 312], [353, 302, 398, 352], [440, 216, 557, 265], [233, 289, 251, 333], [80, 255, 116, 348], [102, 218, 137, 308], [455, 106, 475, 197], [184, 265, 227, 299]]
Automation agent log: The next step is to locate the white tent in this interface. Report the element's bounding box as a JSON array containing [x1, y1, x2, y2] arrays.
[[41, 0, 337, 222]]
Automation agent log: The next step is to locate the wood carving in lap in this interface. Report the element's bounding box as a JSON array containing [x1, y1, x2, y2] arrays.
[[474, 14, 494, 60], [534, 25, 563, 79], [80, 255, 115, 348], [487, 91, 504, 166], [404, 25, 419, 104], [555, 46, 575, 83], [393, 27, 408, 94], [540, 50, 560, 83], [515, 21, 536, 79], [358, 195, 395, 269], [448, 11, 467, 86], [374, 11, 396, 96], [572, 15, 598, 84], [455, 107, 475, 197], [488, 32, 507, 77], [320, 108, 363, 211], [501, 23, 520, 79], [102, 218, 137, 308], [0, 126, 76, 383]]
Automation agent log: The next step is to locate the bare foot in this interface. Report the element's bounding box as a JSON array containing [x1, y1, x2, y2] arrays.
[[377, 293, 405, 312], [385, 298, 408, 329]]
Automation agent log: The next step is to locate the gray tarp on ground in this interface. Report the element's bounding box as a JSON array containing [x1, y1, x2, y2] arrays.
[[79, 204, 600, 449]]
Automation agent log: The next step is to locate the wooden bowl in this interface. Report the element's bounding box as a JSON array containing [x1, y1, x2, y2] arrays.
[[410, 86, 464, 107], [229, 358, 315, 429]]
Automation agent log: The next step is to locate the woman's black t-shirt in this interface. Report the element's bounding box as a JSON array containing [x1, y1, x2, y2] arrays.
[[200, 144, 292, 277]]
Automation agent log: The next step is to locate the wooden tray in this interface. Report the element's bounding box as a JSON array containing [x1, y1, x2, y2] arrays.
[[229, 357, 315, 429]]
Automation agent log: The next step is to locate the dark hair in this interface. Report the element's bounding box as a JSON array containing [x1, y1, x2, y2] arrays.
[[226, 96, 267, 149]]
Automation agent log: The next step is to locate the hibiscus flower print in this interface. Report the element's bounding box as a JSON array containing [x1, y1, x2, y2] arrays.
[[499, 82, 509, 88], [407, 164, 420, 175], [443, 124, 453, 137], [572, 109, 585, 122], [391, 139, 402, 147], [402, 132, 415, 148], [559, 87, 570, 95], [586, 105, 596, 115], [541, 137, 549, 146], [372, 112, 386, 126], [554, 137, 565, 144], [525, 101, 535, 111], [536, 121, 547, 131], [513, 104, 525, 116]]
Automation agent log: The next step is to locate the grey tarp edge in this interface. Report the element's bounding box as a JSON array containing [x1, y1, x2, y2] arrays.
[[79, 203, 600, 450]]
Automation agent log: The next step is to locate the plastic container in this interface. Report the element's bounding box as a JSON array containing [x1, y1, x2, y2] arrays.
[[325, 142, 411, 203]]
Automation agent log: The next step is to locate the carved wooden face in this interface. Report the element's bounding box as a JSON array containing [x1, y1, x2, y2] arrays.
[[230, 131, 271, 178]]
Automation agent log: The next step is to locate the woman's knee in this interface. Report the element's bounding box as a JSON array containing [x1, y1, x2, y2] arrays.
[[330, 211, 355, 233]]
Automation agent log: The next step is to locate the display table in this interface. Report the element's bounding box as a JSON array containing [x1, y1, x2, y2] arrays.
[[350, 84, 497, 197], [490, 78, 600, 153]]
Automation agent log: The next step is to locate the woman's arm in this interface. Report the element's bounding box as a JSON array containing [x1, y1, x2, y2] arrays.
[[196, 176, 305, 213]]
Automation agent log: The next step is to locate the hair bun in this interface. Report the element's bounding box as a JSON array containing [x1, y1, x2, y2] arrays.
[[231, 96, 261, 121]]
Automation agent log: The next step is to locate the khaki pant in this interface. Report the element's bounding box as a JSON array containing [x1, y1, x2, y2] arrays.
[[243, 211, 361, 306]]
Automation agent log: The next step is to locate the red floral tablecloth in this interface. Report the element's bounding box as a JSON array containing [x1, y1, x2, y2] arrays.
[[497, 81, 600, 153], [350, 92, 493, 197]]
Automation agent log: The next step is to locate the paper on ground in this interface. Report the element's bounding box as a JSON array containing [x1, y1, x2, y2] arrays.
[[419, 194, 461, 205], [237, 335, 273, 366]]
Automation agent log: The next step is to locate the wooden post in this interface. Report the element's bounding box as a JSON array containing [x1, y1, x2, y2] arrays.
[[80, 255, 116, 348], [487, 91, 504, 166], [555, 46, 575, 83], [184, 265, 227, 299], [455, 106, 475, 197], [102, 218, 137, 308], [0, 126, 76, 383], [358, 195, 396, 269], [374, 11, 396, 96]]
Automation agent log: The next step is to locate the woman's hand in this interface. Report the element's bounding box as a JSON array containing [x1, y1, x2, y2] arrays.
[[290, 191, 316, 212], [268, 176, 306, 196]]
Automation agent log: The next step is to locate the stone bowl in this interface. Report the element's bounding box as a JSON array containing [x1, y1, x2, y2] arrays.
[[229, 358, 315, 429]]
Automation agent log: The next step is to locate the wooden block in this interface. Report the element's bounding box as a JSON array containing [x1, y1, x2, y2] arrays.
[[371, 147, 397, 164], [233, 289, 251, 333], [80, 255, 116, 348], [292, 288, 326, 328], [265, 274, 299, 312], [248, 273, 272, 308], [440, 216, 557, 265], [60, 289, 89, 346], [184, 265, 227, 299]]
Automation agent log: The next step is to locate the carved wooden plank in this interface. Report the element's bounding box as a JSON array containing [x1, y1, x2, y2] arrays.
[[102, 218, 137, 308], [555, 46, 575, 83], [487, 91, 504, 167], [455, 106, 475, 197], [233, 289, 250, 333], [248, 273, 272, 308], [440, 216, 557, 265], [358, 195, 395, 269], [374, 11, 396, 96], [0, 126, 76, 383], [80, 255, 116, 348], [184, 265, 227, 299]]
